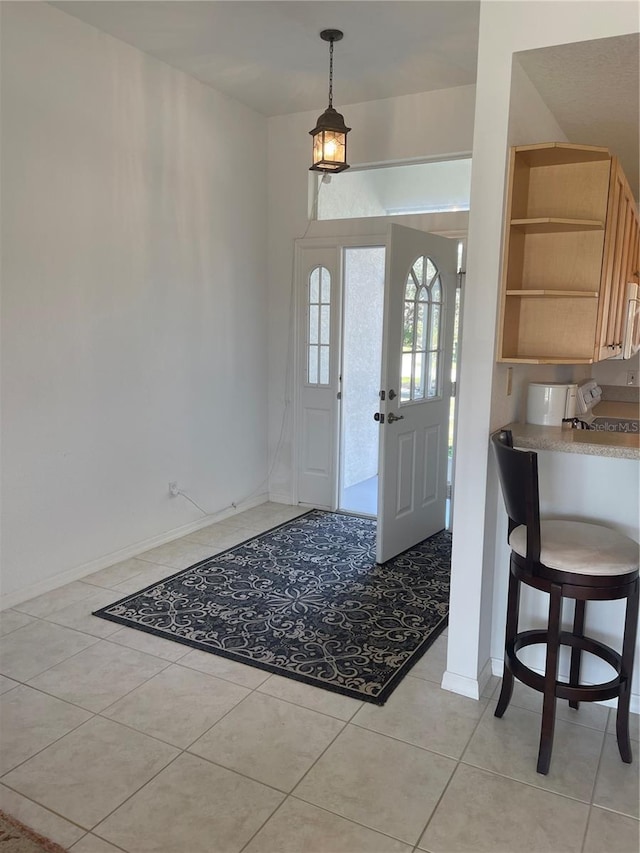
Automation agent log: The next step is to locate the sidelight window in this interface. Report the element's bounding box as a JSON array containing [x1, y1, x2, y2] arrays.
[[307, 266, 331, 385]]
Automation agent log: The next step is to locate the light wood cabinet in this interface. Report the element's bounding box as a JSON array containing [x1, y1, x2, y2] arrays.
[[497, 142, 640, 364], [595, 159, 640, 360]]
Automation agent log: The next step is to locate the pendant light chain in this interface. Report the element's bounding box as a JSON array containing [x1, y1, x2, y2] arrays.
[[328, 37, 334, 108]]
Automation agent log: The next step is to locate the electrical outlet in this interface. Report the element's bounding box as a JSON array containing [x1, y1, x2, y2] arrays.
[[626, 371, 638, 387], [169, 481, 179, 497]]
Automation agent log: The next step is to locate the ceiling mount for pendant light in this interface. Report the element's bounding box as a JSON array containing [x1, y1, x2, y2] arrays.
[[309, 29, 351, 173]]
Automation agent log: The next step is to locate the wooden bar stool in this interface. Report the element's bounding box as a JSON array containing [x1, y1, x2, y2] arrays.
[[491, 429, 639, 775]]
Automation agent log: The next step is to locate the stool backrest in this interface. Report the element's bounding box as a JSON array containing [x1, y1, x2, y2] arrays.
[[491, 429, 541, 565]]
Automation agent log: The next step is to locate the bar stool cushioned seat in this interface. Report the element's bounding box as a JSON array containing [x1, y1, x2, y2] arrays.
[[491, 428, 639, 775]]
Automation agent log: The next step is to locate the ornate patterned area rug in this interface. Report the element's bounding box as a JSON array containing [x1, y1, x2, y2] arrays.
[[0, 811, 68, 853], [93, 510, 451, 704]]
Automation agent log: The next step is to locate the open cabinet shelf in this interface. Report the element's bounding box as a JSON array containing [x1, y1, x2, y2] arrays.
[[510, 218, 604, 232], [504, 290, 599, 298], [512, 142, 611, 168], [497, 142, 640, 363]]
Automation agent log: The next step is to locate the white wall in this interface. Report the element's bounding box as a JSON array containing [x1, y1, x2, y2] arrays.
[[0, 3, 268, 605], [318, 171, 386, 220], [266, 85, 476, 501], [592, 351, 640, 388], [444, 0, 640, 701]]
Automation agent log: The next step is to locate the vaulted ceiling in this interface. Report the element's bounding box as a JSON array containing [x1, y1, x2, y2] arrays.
[[51, 1, 481, 116], [51, 2, 638, 196]]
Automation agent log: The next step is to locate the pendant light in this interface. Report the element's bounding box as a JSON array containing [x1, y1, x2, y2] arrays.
[[309, 29, 351, 173]]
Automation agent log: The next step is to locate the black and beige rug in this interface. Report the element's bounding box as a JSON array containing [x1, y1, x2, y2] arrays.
[[0, 810, 68, 853], [93, 510, 451, 704]]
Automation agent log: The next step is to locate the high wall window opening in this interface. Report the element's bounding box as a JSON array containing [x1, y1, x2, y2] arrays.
[[314, 158, 471, 221]]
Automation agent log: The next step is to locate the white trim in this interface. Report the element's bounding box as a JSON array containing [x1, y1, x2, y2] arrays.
[[293, 233, 388, 513], [268, 491, 295, 505], [293, 226, 467, 513], [350, 151, 473, 172], [441, 657, 494, 701], [0, 494, 269, 611], [491, 656, 505, 678]]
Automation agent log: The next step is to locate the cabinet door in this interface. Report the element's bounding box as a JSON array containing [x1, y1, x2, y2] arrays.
[[595, 160, 640, 360]]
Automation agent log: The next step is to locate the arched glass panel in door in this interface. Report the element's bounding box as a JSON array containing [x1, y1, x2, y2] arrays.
[[401, 255, 443, 403], [307, 266, 331, 386]]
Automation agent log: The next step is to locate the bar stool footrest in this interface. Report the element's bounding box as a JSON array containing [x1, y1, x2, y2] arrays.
[[506, 629, 625, 703]]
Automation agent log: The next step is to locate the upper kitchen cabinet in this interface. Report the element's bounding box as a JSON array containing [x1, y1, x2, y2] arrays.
[[595, 158, 640, 360], [497, 142, 640, 363]]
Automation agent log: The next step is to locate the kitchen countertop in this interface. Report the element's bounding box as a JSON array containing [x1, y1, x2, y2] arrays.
[[503, 422, 639, 460]]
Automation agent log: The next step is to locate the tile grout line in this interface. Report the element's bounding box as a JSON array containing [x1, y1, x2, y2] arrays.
[[0, 780, 97, 848], [236, 694, 417, 851], [35, 656, 352, 844], [21, 643, 174, 708], [87, 665, 309, 845], [411, 681, 495, 851], [579, 718, 610, 853], [10, 647, 618, 847], [457, 700, 610, 806]]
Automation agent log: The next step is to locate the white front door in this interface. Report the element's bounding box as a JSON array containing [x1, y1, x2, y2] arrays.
[[376, 224, 457, 563]]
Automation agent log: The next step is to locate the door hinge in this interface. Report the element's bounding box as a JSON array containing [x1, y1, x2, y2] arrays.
[[447, 483, 453, 499], [457, 271, 465, 289], [379, 390, 386, 401], [451, 381, 457, 398]]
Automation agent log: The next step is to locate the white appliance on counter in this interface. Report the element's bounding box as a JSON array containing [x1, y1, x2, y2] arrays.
[[526, 379, 602, 427], [526, 382, 577, 426]]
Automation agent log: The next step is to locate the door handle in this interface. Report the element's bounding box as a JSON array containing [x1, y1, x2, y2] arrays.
[[387, 412, 404, 423], [374, 412, 385, 424]]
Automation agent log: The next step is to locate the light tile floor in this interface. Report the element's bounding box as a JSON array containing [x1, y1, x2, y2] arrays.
[[0, 503, 638, 853]]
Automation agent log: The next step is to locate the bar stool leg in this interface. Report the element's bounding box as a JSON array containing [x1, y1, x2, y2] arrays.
[[495, 560, 520, 718], [568, 599, 586, 710], [616, 578, 639, 764], [537, 583, 562, 775]]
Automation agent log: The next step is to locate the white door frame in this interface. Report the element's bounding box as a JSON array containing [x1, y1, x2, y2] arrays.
[[293, 233, 386, 509], [292, 219, 466, 515]]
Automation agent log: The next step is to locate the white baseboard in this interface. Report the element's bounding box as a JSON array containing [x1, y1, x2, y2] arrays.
[[1, 493, 269, 611], [441, 658, 494, 701], [268, 491, 294, 505]]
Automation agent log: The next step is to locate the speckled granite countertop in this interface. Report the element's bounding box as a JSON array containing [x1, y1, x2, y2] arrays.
[[504, 422, 639, 460]]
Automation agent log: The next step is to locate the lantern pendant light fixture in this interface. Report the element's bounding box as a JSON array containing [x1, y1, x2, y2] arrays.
[[309, 29, 351, 173]]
